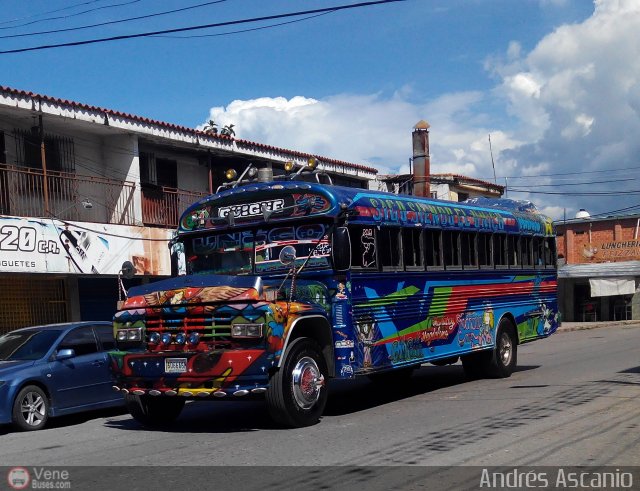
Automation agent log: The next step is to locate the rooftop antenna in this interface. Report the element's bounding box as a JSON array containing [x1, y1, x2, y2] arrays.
[[488, 134, 497, 184]]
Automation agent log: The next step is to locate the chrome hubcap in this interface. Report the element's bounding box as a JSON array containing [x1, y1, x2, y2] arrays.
[[20, 392, 46, 427], [499, 332, 512, 366], [291, 356, 324, 410]]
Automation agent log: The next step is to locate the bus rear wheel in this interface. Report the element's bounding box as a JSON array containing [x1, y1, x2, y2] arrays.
[[462, 318, 517, 379], [125, 394, 185, 428], [266, 337, 328, 428]]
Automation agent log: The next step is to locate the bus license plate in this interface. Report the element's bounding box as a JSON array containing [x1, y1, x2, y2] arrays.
[[165, 358, 187, 374]]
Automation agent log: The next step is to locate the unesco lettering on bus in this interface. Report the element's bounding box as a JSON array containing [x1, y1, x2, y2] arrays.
[[218, 199, 284, 218]]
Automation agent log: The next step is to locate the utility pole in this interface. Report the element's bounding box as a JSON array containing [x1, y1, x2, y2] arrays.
[[39, 114, 50, 215], [488, 134, 497, 184]]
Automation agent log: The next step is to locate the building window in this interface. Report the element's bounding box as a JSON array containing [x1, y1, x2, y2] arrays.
[[15, 128, 75, 173]]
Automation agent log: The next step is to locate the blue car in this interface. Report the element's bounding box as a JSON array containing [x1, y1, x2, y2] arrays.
[[0, 322, 124, 431]]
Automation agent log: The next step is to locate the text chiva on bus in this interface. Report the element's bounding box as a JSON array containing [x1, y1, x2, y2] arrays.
[[110, 163, 559, 428]]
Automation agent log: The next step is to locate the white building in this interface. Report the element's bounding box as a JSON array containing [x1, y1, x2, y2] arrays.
[[0, 85, 377, 332]]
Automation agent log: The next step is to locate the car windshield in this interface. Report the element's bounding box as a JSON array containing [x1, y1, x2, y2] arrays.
[[0, 329, 62, 361]]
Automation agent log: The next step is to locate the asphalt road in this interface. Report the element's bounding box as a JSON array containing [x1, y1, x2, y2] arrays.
[[1, 325, 639, 489]]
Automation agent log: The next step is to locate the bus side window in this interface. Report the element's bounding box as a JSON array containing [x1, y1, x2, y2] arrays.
[[507, 235, 519, 267], [425, 229, 443, 269], [478, 232, 493, 268], [442, 231, 461, 269], [461, 232, 478, 269], [494, 233, 507, 268], [403, 228, 424, 271], [545, 237, 557, 268], [349, 226, 377, 269], [533, 237, 544, 267], [379, 227, 401, 270], [520, 237, 533, 267]]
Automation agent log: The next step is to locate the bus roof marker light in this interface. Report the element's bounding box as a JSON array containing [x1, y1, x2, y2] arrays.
[[225, 169, 237, 181], [307, 157, 318, 170], [284, 161, 295, 173]]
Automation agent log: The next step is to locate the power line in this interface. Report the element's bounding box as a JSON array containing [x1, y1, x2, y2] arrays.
[[0, 0, 409, 54], [0, 0, 108, 27], [156, 11, 335, 39], [508, 188, 640, 196], [0, 0, 143, 31], [496, 164, 640, 180], [0, 0, 228, 40], [508, 177, 636, 188]]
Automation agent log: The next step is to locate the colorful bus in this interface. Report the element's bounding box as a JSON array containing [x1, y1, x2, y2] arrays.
[[110, 164, 559, 428]]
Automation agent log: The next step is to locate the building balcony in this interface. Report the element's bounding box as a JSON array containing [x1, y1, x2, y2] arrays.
[[0, 163, 207, 228]]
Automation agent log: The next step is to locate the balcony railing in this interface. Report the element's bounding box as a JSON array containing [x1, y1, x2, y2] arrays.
[[0, 163, 208, 228], [141, 184, 207, 228]]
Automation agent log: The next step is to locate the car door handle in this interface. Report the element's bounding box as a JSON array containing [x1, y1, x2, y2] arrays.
[[92, 361, 105, 367]]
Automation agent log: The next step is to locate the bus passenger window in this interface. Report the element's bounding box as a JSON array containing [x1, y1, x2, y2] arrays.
[[478, 233, 493, 268], [520, 237, 533, 267], [545, 237, 557, 268], [402, 229, 424, 270], [507, 236, 519, 267], [379, 228, 401, 269], [533, 237, 544, 267], [461, 232, 478, 268], [493, 234, 507, 267], [425, 229, 443, 268], [442, 231, 461, 269], [349, 226, 377, 269]]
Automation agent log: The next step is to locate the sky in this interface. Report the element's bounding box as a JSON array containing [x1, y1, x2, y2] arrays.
[[1, 0, 638, 221]]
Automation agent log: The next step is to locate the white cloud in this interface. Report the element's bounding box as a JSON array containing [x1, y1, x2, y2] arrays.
[[201, 0, 640, 220]]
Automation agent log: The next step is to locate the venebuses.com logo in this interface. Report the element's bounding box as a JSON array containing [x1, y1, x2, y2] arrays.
[[6, 467, 71, 489], [7, 467, 30, 490]]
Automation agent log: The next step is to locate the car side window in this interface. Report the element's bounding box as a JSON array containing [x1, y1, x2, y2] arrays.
[[94, 326, 116, 351], [58, 328, 99, 356]]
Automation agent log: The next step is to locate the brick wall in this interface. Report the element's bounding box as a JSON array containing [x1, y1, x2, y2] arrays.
[[556, 216, 640, 264]]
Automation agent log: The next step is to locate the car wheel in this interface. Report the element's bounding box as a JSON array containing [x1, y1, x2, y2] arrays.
[[12, 385, 49, 431], [125, 394, 185, 428], [266, 337, 328, 428]]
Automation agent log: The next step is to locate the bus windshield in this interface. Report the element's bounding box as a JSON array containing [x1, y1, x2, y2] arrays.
[[184, 222, 332, 275]]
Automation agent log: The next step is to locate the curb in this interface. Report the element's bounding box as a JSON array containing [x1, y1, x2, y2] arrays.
[[556, 321, 640, 333]]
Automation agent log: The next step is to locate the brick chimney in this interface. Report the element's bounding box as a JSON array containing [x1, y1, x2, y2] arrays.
[[412, 120, 431, 197]]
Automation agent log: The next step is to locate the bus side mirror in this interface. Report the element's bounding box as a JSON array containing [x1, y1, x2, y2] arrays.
[[332, 227, 351, 272]]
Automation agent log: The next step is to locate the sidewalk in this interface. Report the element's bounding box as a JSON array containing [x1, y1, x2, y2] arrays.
[[556, 319, 640, 332]]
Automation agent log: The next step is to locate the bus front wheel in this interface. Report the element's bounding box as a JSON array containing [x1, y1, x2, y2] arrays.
[[266, 337, 328, 428]]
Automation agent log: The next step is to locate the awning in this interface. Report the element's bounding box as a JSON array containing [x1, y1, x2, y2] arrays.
[[589, 277, 637, 297]]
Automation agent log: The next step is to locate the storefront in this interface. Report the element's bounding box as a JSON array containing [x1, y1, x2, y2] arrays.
[[0, 216, 171, 333], [556, 213, 640, 322]]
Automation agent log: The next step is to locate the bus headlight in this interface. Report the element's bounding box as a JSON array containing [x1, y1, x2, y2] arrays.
[[116, 328, 142, 342], [231, 323, 264, 338]]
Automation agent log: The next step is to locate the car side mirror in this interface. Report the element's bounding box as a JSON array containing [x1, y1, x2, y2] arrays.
[[56, 348, 75, 360], [332, 226, 351, 272]]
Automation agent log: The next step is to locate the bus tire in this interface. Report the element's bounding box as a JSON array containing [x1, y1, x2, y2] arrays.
[[266, 337, 328, 428], [125, 394, 185, 428], [485, 318, 518, 378]]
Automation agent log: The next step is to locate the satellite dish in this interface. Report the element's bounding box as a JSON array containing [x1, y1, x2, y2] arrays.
[[120, 260, 135, 279]]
